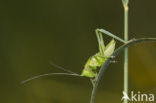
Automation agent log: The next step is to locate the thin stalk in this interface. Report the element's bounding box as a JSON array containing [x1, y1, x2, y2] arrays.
[[123, 4, 129, 103], [90, 38, 156, 103]]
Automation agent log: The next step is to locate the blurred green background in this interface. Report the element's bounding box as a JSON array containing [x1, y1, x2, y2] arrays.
[[0, 0, 156, 103]]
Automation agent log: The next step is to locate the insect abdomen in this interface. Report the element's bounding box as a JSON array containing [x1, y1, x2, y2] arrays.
[[81, 53, 106, 78], [81, 67, 96, 78]]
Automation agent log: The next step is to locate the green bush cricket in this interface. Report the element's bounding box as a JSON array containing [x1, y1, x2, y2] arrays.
[[22, 28, 125, 84]]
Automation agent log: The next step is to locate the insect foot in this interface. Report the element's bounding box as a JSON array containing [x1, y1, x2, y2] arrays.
[[129, 38, 136, 42], [110, 60, 118, 63], [110, 56, 116, 59]]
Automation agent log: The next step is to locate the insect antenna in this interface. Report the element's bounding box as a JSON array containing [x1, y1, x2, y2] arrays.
[[21, 61, 81, 84], [49, 61, 79, 75], [21, 72, 81, 84]]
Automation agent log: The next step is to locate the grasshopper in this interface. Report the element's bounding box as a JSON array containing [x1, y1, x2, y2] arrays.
[[22, 29, 125, 84]]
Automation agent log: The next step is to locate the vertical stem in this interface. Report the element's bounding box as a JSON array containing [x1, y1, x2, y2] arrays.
[[90, 85, 95, 103], [124, 5, 129, 103]]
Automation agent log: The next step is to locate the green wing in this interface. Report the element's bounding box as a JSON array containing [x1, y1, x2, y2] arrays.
[[104, 39, 116, 57]]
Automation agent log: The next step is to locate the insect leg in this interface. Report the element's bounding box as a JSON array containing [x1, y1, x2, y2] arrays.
[[99, 32, 105, 55], [110, 60, 118, 63], [95, 30, 105, 55], [96, 28, 126, 43]]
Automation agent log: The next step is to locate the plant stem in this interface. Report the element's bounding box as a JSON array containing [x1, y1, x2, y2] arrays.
[[90, 38, 156, 103], [124, 4, 129, 103]]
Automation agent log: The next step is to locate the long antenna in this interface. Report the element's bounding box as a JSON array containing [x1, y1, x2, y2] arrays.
[[49, 61, 79, 74], [21, 72, 81, 84]]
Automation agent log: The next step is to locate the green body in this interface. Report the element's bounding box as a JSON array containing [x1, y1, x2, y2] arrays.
[[81, 29, 116, 78]]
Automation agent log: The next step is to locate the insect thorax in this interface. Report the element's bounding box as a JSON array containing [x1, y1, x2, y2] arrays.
[[81, 53, 107, 78]]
